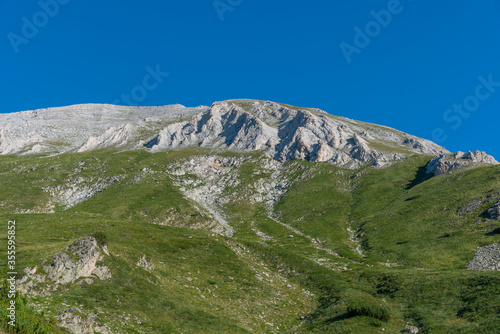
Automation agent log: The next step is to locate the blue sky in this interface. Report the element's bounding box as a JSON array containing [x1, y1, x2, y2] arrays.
[[1, 0, 499, 158]]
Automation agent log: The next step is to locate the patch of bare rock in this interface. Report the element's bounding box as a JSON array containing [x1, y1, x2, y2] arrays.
[[426, 151, 499, 176], [467, 243, 500, 271], [148, 100, 447, 169], [487, 201, 500, 220], [17, 235, 111, 296], [56, 307, 95, 334]]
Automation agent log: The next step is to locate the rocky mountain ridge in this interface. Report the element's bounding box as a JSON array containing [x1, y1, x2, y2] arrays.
[[0, 99, 497, 171]]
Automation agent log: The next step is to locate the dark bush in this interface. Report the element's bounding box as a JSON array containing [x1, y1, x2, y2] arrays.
[[92, 231, 107, 246], [346, 302, 390, 322]]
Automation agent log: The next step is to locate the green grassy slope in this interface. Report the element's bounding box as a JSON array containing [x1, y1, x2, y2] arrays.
[[0, 149, 499, 333]]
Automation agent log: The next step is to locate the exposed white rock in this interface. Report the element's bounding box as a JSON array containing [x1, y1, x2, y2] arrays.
[[467, 243, 500, 271], [42, 235, 110, 284], [136, 255, 155, 271], [56, 307, 94, 334], [0, 103, 206, 155], [166, 155, 246, 236], [76, 124, 134, 152], [45, 175, 125, 210], [147, 101, 278, 151], [0, 99, 477, 171], [148, 100, 448, 169], [402, 325, 419, 334], [455, 150, 499, 164], [17, 235, 111, 295], [426, 151, 499, 176]]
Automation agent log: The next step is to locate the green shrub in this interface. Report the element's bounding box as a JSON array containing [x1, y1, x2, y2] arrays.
[[92, 231, 107, 246], [343, 289, 390, 322], [346, 302, 390, 322]]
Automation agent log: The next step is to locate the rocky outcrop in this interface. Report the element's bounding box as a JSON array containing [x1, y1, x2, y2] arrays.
[[457, 198, 485, 216], [76, 124, 134, 152], [45, 175, 125, 210], [56, 307, 94, 334], [456, 151, 499, 164], [487, 201, 500, 220], [11, 99, 500, 172], [426, 151, 499, 176], [0, 104, 205, 155], [136, 255, 155, 271], [467, 243, 500, 271], [18, 235, 111, 295], [43, 235, 110, 284], [148, 100, 448, 169], [148, 102, 278, 151], [402, 325, 419, 334], [166, 155, 248, 236]]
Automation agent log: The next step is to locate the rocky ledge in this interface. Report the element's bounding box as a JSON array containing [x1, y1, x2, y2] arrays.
[[2, 99, 498, 173], [17, 235, 111, 296], [426, 151, 499, 176], [147, 100, 447, 169], [487, 201, 500, 220]]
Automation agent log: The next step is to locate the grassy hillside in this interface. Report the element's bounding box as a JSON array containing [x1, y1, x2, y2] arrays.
[[0, 149, 499, 333]]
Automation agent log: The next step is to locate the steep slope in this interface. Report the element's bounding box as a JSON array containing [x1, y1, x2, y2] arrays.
[[146, 100, 449, 168], [1, 100, 451, 168], [1, 100, 500, 333], [3, 99, 497, 173]]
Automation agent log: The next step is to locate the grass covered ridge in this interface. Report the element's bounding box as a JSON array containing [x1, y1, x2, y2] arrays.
[[0, 149, 499, 333]]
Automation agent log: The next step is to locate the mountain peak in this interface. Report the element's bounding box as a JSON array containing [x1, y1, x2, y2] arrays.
[[1, 99, 496, 172], [147, 99, 448, 168]]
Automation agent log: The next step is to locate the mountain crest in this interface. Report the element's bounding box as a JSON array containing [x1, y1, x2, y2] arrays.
[[1, 99, 497, 171]]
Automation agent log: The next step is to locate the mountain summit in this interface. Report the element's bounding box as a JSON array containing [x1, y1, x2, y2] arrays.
[[0, 99, 497, 170]]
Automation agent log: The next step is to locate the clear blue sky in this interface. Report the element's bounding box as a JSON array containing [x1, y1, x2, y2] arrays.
[[1, 0, 500, 158]]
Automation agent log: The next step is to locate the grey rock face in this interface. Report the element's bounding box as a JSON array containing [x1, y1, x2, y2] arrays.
[[426, 151, 499, 176], [487, 201, 500, 220], [18, 235, 111, 295], [149, 100, 448, 169], [149, 102, 278, 151], [76, 124, 134, 152], [0, 103, 206, 155], [166, 155, 248, 236], [467, 243, 500, 271], [457, 198, 484, 216], [45, 176, 125, 210], [42, 236, 110, 284], [456, 151, 499, 164], [7, 99, 499, 172], [55, 307, 94, 334]]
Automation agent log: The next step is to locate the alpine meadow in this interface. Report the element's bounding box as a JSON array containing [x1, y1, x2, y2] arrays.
[[0, 99, 499, 333]]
